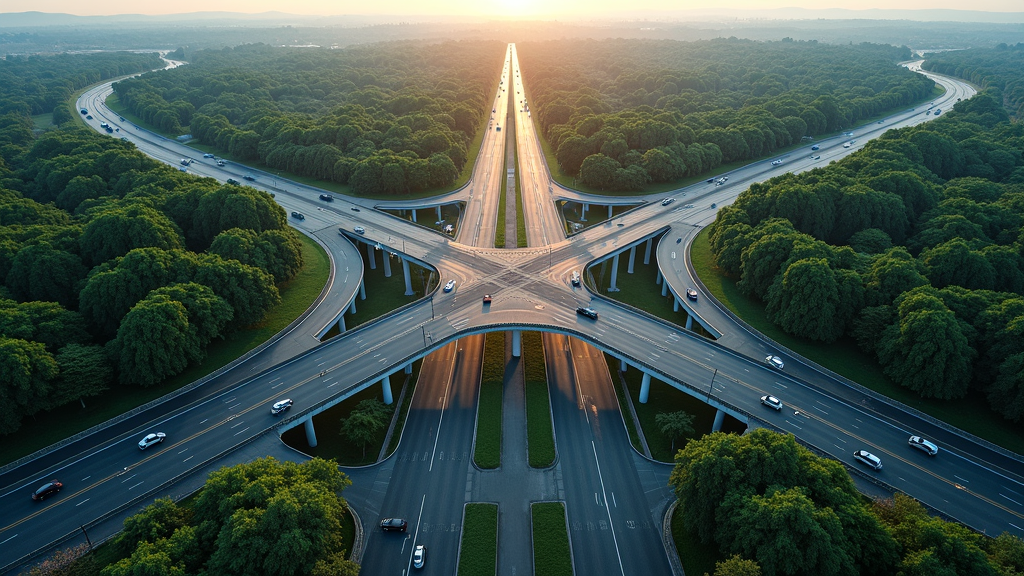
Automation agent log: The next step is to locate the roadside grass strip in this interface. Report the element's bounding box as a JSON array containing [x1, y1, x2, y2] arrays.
[[474, 332, 506, 469], [532, 502, 573, 576], [457, 503, 498, 576], [524, 332, 555, 467]]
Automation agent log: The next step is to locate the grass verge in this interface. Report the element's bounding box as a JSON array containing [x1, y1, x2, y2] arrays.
[[495, 142, 508, 248], [532, 502, 572, 576], [690, 227, 1024, 454], [671, 502, 723, 576], [457, 503, 499, 576], [474, 332, 505, 469], [0, 234, 330, 467], [386, 367, 420, 457], [524, 332, 555, 467], [514, 121, 526, 249]]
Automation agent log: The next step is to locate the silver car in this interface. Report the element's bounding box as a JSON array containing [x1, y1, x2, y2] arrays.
[[765, 355, 784, 370], [138, 432, 166, 450], [908, 436, 939, 456], [760, 395, 783, 411], [413, 544, 425, 569], [854, 450, 883, 471]]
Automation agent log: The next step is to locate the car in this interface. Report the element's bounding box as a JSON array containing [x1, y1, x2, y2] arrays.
[[811, 145, 820, 150], [31, 480, 63, 501], [180, 158, 191, 166], [119, 116, 125, 121], [483, 294, 492, 304], [105, 126, 114, 133], [226, 178, 240, 186], [413, 545, 426, 569], [854, 450, 883, 471], [706, 178, 716, 184], [878, 120, 884, 124], [80, 109, 88, 114], [710, 203, 717, 209], [843, 142, 852, 148], [771, 159, 782, 166], [576, 306, 598, 319], [319, 193, 334, 201], [354, 226, 365, 234], [138, 432, 166, 450], [380, 518, 408, 532], [760, 395, 783, 411], [686, 288, 698, 301], [203, 153, 215, 158], [120, 137, 128, 141], [571, 271, 581, 287], [443, 280, 456, 292], [908, 436, 939, 456], [216, 160, 226, 166], [810, 155, 820, 160], [351, 206, 360, 212], [86, 115, 93, 119], [765, 355, 784, 370], [661, 198, 675, 206], [242, 175, 256, 181], [270, 399, 293, 415], [291, 212, 304, 220], [849, 140, 856, 145]]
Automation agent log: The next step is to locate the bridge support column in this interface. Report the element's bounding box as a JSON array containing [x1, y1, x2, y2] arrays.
[[512, 330, 522, 357], [404, 362, 413, 375], [608, 205, 614, 219], [336, 315, 346, 333], [639, 373, 652, 404], [411, 209, 417, 223], [304, 417, 318, 448], [402, 258, 414, 296], [381, 374, 393, 405], [627, 245, 636, 274], [382, 252, 392, 277], [436, 206, 442, 220], [367, 243, 376, 270], [673, 297, 680, 312], [620, 358, 628, 373], [661, 278, 669, 296], [643, 238, 652, 265], [608, 253, 620, 292], [349, 299, 357, 315], [581, 203, 588, 222], [359, 278, 366, 300], [712, 409, 725, 433], [686, 315, 694, 330], [656, 270, 662, 285]]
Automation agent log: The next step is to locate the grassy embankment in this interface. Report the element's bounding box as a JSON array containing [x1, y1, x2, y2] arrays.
[[524, 332, 555, 467], [532, 502, 573, 576], [0, 235, 329, 466], [457, 503, 499, 576], [690, 228, 1024, 454], [474, 332, 506, 469]]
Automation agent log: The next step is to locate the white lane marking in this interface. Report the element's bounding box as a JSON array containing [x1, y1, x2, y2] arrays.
[[591, 441, 626, 576], [233, 427, 250, 436], [81, 476, 91, 481], [954, 475, 970, 483], [271, 381, 286, 389], [612, 493, 617, 508], [121, 474, 136, 483], [128, 482, 143, 491], [406, 495, 427, 574], [230, 421, 245, 429], [1001, 494, 1023, 506], [429, 347, 458, 473], [222, 396, 236, 403], [0, 535, 17, 545], [76, 498, 90, 507], [199, 419, 208, 424], [228, 404, 241, 411], [183, 456, 194, 463]]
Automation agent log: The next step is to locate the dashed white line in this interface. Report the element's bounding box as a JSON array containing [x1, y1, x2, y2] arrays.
[[128, 481, 143, 491], [954, 475, 970, 483], [81, 476, 91, 481], [76, 498, 90, 507], [230, 421, 245, 428], [228, 404, 241, 411], [1001, 494, 1022, 506], [234, 427, 250, 436], [121, 474, 136, 483], [0, 535, 17, 545]]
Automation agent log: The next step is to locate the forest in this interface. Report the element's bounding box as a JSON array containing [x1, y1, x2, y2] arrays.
[[0, 52, 304, 436], [111, 41, 504, 195], [706, 83, 1024, 422], [922, 43, 1024, 120], [672, 429, 1024, 576], [516, 38, 935, 191]]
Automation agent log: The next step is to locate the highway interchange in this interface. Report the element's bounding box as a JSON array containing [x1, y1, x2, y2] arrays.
[[1, 46, 1021, 575]]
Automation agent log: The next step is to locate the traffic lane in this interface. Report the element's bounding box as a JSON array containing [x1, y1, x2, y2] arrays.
[[570, 337, 673, 575]]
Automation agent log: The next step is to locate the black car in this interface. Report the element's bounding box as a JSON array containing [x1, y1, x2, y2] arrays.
[[319, 194, 334, 201], [380, 518, 408, 532], [242, 175, 256, 181], [291, 212, 305, 220], [80, 109, 88, 114], [32, 480, 63, 501], [226, 178, 240, 186], [576, 306, 598, 320]]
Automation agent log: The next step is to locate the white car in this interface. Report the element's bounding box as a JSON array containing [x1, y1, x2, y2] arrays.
[[138, 432, 166, 450], [760, 395, 783, 411], [413, 545, 426, 569], [354, 226, 365, 235], [765, 355, 784, 370], [661, 198, 674, 206], [270, 398, 293, 415], [843, 142, 852, 148], [810, 155, 820, 160], [443, 280, 456, 292], [771, 159, 782, 166], [908, 436, 939, 456], [854, 450, 883, 471]]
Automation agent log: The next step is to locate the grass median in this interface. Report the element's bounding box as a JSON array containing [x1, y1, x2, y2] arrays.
[[532, 502, 572, 576], [524, 332, 555, 468], [457, 503, 498, 576], [0, 234, 329, 467], [690, 227, 1024, 454], [474, 332, 505, 469]]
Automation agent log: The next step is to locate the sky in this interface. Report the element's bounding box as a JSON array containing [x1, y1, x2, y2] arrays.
[[10, 0, 1024, 17]]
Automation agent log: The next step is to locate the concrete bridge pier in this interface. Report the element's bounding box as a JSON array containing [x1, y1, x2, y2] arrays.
[[336, 315, 346, 333], [581, 203, 588, 221], [359, 278, 366, 301], [404, 363, 413, 375], [686, 315, 694, 330], [512, 330, 522, 357], [436, 206, 442, 220], [712, 409, 725, 432], [627, 245, 636, 274], [609, 253, 621, 292], [402, 258, 414, 296], [304, 417, 318, 448], [367, 243, 376, 270], [607, 205, 613, 219], [382, 252, 392, 277], [382, 374, 394, 405], [620, 358, 628, 373], [643, 238, 653, 265], [656, 270, 662, 285], [349, 299, 357, 315], [639, 372, 652, 403], [673, 297, 680, 312], [411, 209, 417, 223]]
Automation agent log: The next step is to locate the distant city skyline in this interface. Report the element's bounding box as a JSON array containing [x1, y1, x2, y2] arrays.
[[10, 0, 1024, 18]]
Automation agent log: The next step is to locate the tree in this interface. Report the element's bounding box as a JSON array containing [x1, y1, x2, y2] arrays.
[[655, 410, 695, 452], [50, 344, 111, 410], [766, 258, 844, 343], [922, 239, 996, 291], [340, 398, 391, 457], [579, 153, 620, 189], [556, 135, 591, 175], [0, 337, 57, 434], [5, 242, 86, 308], [115, 498, 192, 558], [110, 294, 196, 387], [149, 283, 233, 350], [710, 555, 762, 576], [79, 204, 184, 266]]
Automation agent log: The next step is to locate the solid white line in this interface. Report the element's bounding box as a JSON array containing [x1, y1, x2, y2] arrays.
[[591, 441, 626, 576], [406, 494, 427, 574]]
